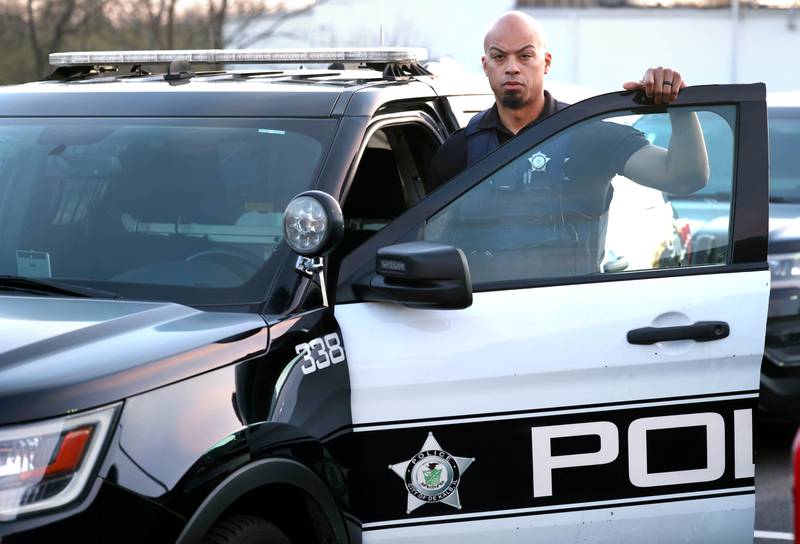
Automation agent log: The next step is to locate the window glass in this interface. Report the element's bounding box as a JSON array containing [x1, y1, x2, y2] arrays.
[[0, 118, 335, 304], [424, 106, 735, 286], [767, 115, 800, 203], [339, 123, 438, 257]]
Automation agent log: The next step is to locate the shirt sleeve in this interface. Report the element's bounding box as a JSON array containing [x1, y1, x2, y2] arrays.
[[603, 122, 651, 175], [561, 121, 652, 216], [568, 121, 651, 180]]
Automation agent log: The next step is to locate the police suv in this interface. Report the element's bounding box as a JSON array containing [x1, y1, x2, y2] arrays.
[[0, 48, 769, 543]]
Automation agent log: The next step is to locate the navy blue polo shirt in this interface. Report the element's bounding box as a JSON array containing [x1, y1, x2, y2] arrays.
[[427, 91, 650, 211]]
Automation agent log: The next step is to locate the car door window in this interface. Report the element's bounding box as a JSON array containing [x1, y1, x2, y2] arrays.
[[423, 106, 736, 286]]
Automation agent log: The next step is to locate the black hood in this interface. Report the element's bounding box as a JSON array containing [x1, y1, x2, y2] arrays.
[[0, 295, 269, 425]]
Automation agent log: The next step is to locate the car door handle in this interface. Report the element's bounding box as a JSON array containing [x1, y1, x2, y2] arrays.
[[627, 321, 730, 345]]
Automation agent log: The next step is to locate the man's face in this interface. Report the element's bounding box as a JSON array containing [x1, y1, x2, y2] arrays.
[[482, 20, 551, 110]]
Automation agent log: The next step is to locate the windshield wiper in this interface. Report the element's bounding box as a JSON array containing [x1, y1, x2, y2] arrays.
[[0, 276, 123, 299]]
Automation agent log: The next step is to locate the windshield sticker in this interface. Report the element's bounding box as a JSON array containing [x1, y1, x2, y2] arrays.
[[16, 250, 52, 278]]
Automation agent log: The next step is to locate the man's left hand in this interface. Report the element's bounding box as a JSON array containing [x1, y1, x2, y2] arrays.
[[623, 67, 686, 105]]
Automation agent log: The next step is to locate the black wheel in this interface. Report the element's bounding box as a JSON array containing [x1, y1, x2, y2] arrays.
[[200, 514, 292, 544]]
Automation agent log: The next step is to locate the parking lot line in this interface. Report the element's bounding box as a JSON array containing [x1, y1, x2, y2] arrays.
[[755, 530, 794, 541]]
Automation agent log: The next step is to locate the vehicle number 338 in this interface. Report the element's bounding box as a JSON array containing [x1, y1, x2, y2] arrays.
[[295, 333, 346, 375]]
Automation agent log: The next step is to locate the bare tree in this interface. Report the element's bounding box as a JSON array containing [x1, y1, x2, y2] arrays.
[[225, 0, 329, 48], [137, 0, 181, 49], [0, 2, 34, 83], [1, 0, 339, 84], [24, 0, 109, 76], [25, 0, 75, 75], [207, 0, 228, 48]]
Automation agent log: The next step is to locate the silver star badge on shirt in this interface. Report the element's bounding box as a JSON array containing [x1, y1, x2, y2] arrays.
[[528, 151, 551, 172], [388, 432, 475, 514]]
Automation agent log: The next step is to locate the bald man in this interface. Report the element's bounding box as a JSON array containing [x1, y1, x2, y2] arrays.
[[425, 11, 708, 279], [428, 11, 708, 194]]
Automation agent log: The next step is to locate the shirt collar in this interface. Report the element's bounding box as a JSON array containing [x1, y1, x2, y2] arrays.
[[477, 90, 560, 134]]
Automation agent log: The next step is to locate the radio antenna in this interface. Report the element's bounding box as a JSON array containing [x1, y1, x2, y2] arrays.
[[379, 0, 384, 46]]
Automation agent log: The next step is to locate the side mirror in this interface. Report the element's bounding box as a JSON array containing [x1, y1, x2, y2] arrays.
[[355, 241, 472, 310]]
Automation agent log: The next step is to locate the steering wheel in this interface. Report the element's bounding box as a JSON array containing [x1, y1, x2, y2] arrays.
[[185, 247, 264, 280]]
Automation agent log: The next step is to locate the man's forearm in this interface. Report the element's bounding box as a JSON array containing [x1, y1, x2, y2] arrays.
[[665, 111, 710, 194]]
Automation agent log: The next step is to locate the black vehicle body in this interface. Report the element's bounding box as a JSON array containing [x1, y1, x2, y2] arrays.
[[0, 58, 770, 543], [0, 70, 450, 543]]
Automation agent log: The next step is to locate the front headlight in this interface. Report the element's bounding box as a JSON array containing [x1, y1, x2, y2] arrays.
[[0, 403, 119, 521], [769, 252, 800, 288]]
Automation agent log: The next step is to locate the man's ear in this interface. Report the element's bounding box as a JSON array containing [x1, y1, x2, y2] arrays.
[[544, 51, 552, 74], [481, 55, 488, 76]]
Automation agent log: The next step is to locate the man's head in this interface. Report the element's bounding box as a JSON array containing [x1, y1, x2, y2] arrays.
[[482, 11, 551, 111]]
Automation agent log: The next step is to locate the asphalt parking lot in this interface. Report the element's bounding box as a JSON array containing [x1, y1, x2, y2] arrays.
[[755, 419, 796, 543]]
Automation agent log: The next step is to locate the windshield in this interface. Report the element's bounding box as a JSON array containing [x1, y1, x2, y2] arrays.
[[0, 118, 336, 306]]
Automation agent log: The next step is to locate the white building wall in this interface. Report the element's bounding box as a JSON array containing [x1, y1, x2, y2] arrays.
[[737, 10, 800, 88], [531, 7, 799, 92], [539, 10, 733, 90], [227, 1, 800, 92]]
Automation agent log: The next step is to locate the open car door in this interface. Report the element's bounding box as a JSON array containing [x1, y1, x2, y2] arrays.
[[334, 84, 768, 543]]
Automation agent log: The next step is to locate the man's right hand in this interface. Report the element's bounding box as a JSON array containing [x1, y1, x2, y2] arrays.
[[623, 67, 686, 105]]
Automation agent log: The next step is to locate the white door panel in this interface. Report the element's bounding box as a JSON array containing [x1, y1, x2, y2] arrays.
[[338, 270, 768, 425], [336, 85, 768, 542], [362, 493, 755, 544]]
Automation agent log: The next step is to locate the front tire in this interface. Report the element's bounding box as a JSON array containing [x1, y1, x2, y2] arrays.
[[200, 514, 292, 544]]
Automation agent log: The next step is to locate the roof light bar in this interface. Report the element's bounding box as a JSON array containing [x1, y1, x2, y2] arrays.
[[50, 47, 428, 67]]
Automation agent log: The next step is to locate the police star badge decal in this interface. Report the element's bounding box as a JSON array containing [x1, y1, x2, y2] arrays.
[[528, 151, 551, 172], [389, 432, 475, 514]]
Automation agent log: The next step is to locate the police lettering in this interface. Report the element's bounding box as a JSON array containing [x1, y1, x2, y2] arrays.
[[530, 409, 754, 498]]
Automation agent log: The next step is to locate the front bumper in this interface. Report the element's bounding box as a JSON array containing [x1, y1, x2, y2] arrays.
[[0, 477, 185, 543]]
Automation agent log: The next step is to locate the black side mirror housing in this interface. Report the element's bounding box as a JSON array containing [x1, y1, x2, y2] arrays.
[[355, 241, 472, 310]]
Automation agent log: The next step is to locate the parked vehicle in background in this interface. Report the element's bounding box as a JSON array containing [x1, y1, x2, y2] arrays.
[[761, 94, 800, 415], [634, 93, 800, 415], [794, 426, 800, 543]]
